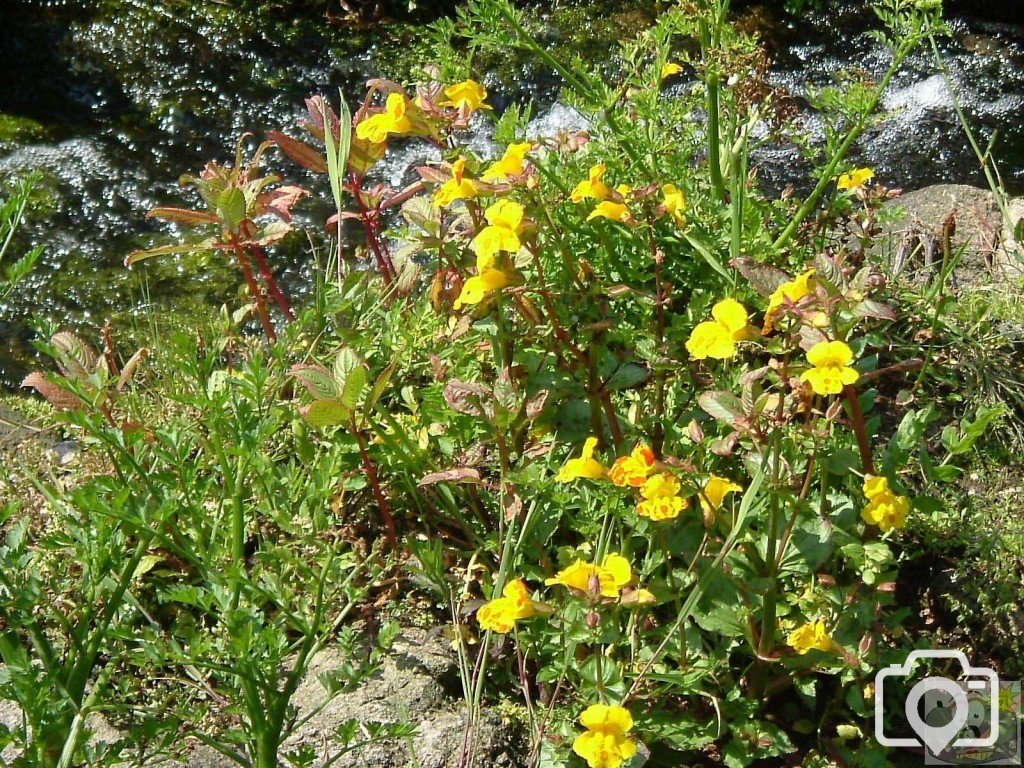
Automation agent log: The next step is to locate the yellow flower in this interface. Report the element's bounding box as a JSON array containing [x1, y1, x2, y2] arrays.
[[571, 164, 613, 203], [863, 474, 890, 500], [476, 579, 550, 633], [764, 269, 815, 332], [609, 444, 656, 488], [434, 158, 480, 208], [637, 472, 688, 521], [837, 167, 875, 192], [355, 92, 414, 144], [572, 704, 637, 768], [620, 588, 656, 607], [454, 265, 513, 309], [471, 198, 525, 262], [699, 475, 743, 515], [788, 619, 840, 655], [556, 436, 607, 482], [661, 183, 686, 226], [685, 298, 752, 360], [660, 62, 683, 80], [801, 340, 860, 395], [587, 201, 631, 223], [545, 553, 633, 599], [861, 476, 910, 532], [637, 495, 687, 521], [481, 142, 532, 182], [439, 79, 492, 112]]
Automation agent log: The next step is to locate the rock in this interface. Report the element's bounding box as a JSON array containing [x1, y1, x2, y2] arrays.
[[52, 439, 79, 466], [877, 184, 1024, 289], [278, 627, 526, 768], [149, 628, 526, 768]]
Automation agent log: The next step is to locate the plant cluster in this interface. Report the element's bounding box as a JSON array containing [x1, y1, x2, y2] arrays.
[[5, 0, 1017, 767]]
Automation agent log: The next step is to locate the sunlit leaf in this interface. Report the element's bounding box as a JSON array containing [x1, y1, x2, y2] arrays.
[[300, 399, 350, 428]]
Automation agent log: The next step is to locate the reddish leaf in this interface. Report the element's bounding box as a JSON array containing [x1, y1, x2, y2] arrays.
[[443, 380, 493, 419], [419, 467, 483, 487], [21, 372, 83, 410], [146, 207, 220, 227], [267, 131, 328, 174], [698, 390, 745, 425], [259, 185, 310, 223], [730, 258, 790, 297]]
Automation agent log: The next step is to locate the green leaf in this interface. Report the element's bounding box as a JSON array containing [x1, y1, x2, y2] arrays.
[[340, 364, 368, 411], [333, 348, 362, 388], [364, 355, 399, 416], [218, 187, 248, 229], [683, 229, 735, 284], [323, 91, 352, 217], [133, 554, 164, 581], [291, 365, 339, 401], [605, 362, 649, 391], [693, 569, 747, 636], [124, 237, 218, 265], [301, 399, 350, 428]]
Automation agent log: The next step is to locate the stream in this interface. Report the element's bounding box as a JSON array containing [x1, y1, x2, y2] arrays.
[[1, 0, 1023, 384]]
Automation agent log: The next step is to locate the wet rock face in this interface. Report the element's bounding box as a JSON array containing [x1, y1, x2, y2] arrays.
[[878, 184, 1024, 288]]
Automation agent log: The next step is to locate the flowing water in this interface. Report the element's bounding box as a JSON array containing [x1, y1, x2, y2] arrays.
[[1, 0, 1023, 384]]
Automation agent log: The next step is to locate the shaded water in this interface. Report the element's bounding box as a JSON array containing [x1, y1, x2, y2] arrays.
[[1, 0, 1023, 384]]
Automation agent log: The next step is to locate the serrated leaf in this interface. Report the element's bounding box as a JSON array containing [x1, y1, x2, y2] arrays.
[[51, 332, 97, 378], [291, 364, 339, 401], [698, 390, 744, 425], [301, 399, 350, 428], [20, 372, 83, 410], [333, 348, 361, 387], [340, 364, 368, 411], [218, 188, 247, 229], [443, 380, 492, 419], [493, 368, 517, 412], [851, 299, 897, 320], [730, 257, 789, 296]]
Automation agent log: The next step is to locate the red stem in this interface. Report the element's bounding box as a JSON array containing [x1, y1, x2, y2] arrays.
[[231, 240, 277, 342], [250, 243, 295, 321], [843, 385, 875, 476], [349, 176, 396, 284], [352, 416, 398, 549]]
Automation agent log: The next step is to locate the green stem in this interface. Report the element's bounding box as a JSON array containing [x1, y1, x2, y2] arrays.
[[230, 459, 247, 611], [772, 34, 921, 252], [707, 72, 726, 203]]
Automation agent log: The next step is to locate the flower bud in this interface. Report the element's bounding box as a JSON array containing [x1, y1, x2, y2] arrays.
[[586, 611, 601, 628]]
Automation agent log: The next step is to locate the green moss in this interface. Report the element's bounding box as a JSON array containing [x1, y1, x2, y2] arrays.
[[0, 113, 53, 150]]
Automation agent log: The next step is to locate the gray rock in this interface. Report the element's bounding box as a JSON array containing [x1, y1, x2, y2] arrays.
[[877, 184, 1024, 289], [279, 627, 525, 768], [154, 628, 525, 768]]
